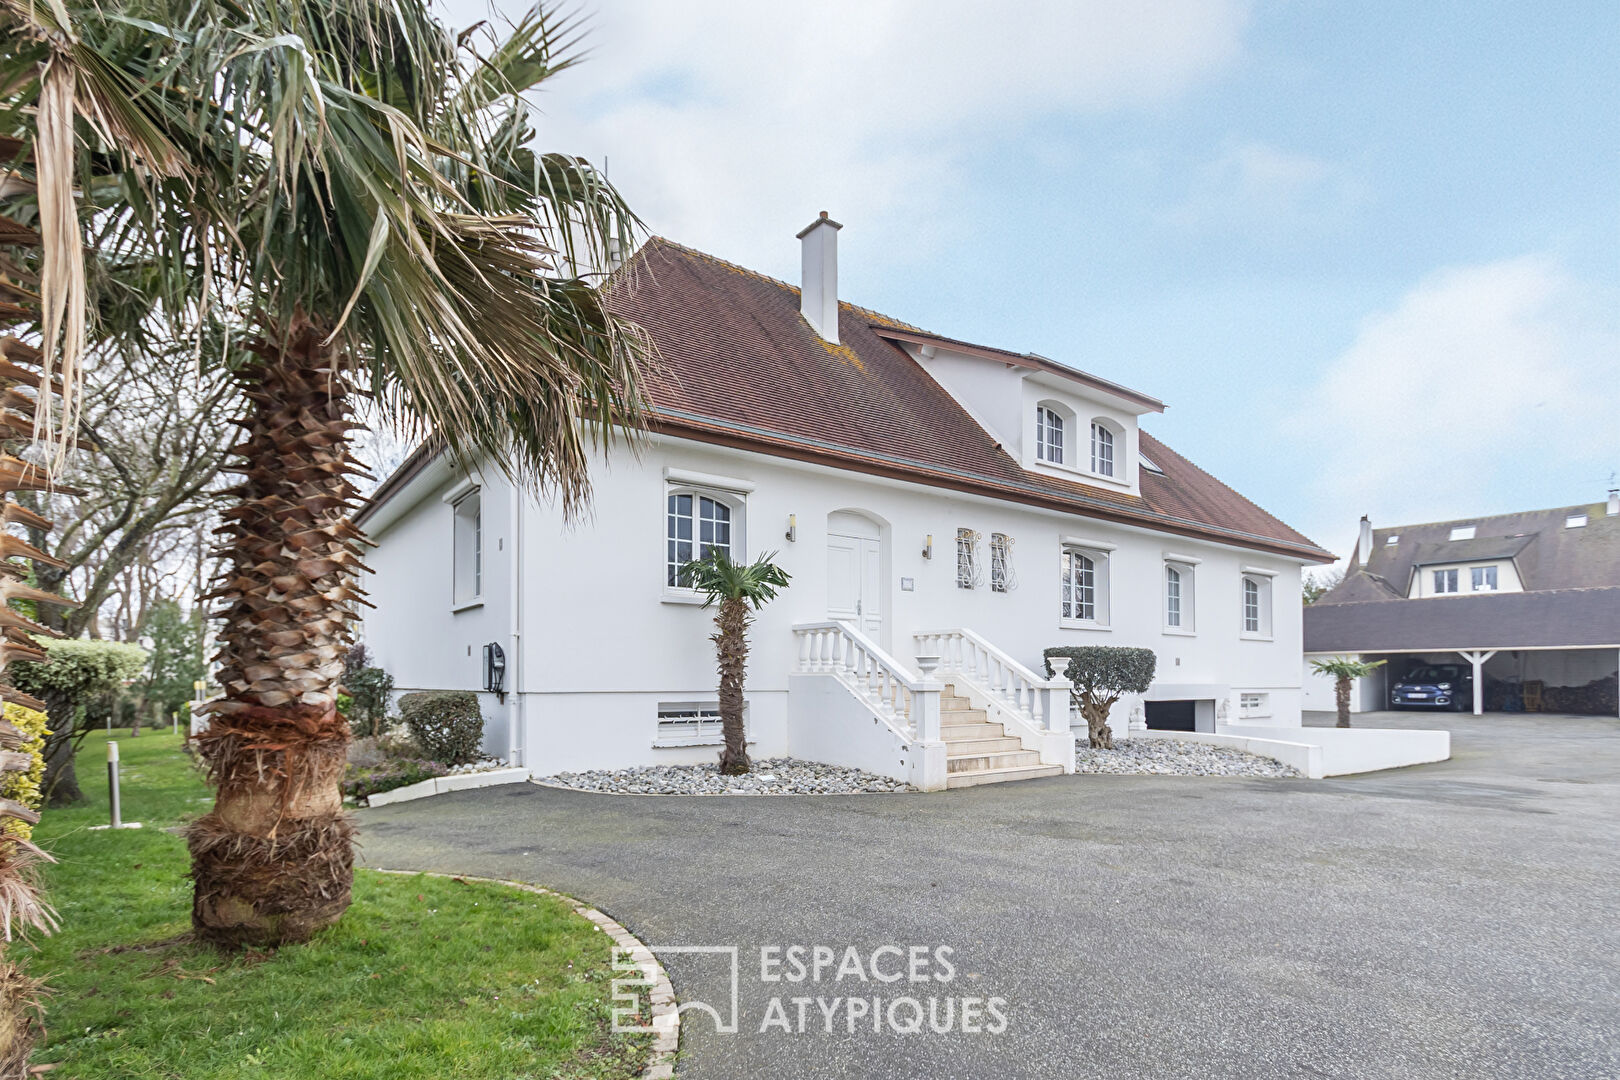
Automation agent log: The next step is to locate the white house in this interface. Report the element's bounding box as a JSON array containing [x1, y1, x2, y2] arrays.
[[355, 216, 1335, 789]]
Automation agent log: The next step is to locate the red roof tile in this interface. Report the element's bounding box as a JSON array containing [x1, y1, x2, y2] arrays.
[[608, 238, 1331, 562]]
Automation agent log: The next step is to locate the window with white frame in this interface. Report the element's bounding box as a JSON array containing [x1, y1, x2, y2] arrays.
[[1061, 546, 1110, 625], [1035, 406, 1065, 464], [956, 528, 981, 589], [1241, 574, 1272, 636], [1433, 568, 1459, 594], [1470, 566, 1497, 592], [654, 703, 735, 747], [989, 533, 1015, 593], [667, 490, 738, 589], [1239, 692, 1270, 718], [1165, 561, 1195, 631], [1449, 525, 1475, 541], [1566, 513, 1588, 529], [452, 490, 482, 607], [1090, 422, 1115, 477]]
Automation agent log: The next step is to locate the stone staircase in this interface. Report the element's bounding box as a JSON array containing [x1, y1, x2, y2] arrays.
[[940, 684, 1065, 789]]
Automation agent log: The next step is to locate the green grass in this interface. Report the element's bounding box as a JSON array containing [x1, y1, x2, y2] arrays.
[[25, 729, 649, 1079]]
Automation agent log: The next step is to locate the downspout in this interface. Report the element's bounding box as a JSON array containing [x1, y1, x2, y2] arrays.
[[508, 481, 525, 769]]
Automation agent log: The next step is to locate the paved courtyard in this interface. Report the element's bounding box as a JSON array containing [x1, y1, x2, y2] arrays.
[[357, 712, 1619, 1079]]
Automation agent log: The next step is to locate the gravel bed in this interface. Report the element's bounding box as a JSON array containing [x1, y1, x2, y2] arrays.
[[537, 758, 914, 795], [1074, 737, 1300, 777]]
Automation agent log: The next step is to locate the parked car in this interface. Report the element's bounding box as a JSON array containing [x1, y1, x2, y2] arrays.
[[1390, 664, 1472, 710]]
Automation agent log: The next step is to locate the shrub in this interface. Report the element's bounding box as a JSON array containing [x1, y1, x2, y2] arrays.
[[1043, 646, 1157, 750], [343, 758, 449, 801], [398, 691, 485, 766], [0, 702, 50, 841], [344, 665, 395, 738], [11, 637, 149, 804]]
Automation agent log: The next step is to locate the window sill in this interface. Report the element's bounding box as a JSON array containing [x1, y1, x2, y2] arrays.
[[1240, 632, 1274, 642], [1060, 619, 1111, 632], [652, 737, 755, 749], [451, 598, 484, 614], [1162, 627, 1197, 638], [1029, 459, 1132, 490], [661, 590, 709, 606]]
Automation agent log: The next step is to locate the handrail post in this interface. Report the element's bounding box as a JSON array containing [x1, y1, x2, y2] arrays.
[[914, 681, 942, 744], [1039, 678, 1072, 735]]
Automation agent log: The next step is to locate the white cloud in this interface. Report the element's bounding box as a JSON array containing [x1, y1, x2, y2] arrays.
[[1290, 255, 1620, 559], [443, 0, 1253, 275], [1165, 141, 1363, 230]]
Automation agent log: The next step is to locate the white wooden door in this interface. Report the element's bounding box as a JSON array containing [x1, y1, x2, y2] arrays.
[[827, 532, 883, 638]]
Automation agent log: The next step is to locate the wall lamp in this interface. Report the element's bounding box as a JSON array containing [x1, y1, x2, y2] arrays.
[[922, 533, 933, 560], [785, 513, 797, 543]]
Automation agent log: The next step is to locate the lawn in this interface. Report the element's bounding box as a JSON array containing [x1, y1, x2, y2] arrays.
[[25, 729, 649, 1079]]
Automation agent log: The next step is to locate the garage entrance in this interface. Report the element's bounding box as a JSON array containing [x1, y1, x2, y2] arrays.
[[1145, 700, 1197, 732]]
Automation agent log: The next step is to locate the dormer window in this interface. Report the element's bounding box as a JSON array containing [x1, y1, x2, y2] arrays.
[[1035, 406, 1065, 464], [1090, 422, 1115, 477], [1449, 525, 1475, 541]]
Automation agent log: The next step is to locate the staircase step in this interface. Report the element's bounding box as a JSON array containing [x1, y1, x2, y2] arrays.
[[940, 707, 987, 723], [945, 763, 1065, 789], [946, 750, 1043, 773], [940, 695, 972, 710], [942, 722, 1004, 741], [942, 736, 1024, 755]]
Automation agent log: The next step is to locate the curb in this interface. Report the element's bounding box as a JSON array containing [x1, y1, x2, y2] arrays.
[[369, 868, 678, 1079], [364, 766, 532, 807], [527, 778, 917, 798]]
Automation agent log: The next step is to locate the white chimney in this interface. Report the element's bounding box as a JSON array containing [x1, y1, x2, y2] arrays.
[[797, 211, 842, 343], [1358, 515, 1372, 565], [1608, 488, 1619, 517]]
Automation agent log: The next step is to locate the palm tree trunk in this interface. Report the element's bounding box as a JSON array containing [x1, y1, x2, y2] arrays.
[[1336, 675, 1352, 728], [714, 596, 750, 775], [187, 317, 367, 947]]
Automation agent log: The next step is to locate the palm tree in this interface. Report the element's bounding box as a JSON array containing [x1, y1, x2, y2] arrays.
[[1310, 656, 1386, 728], [679, 551, 791, 775], [6, 0, 650, 947]]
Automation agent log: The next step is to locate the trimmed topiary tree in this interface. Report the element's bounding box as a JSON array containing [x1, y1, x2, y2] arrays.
[[1043, 646, 1157, 750], [398, 691, 486, 767]]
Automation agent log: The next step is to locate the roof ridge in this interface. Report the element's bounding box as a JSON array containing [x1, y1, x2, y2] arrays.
[[640, 235, 926, 333], [1374, 503, 1611, 532]]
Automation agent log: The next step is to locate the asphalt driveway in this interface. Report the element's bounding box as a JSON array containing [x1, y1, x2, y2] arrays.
[[356, 712, 1619, 1079]]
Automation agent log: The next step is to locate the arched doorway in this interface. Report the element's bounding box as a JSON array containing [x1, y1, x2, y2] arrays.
[[826, 510, 885, 643]]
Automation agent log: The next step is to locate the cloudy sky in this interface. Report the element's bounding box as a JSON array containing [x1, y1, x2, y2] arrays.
[[441, 0, 1618, 565]]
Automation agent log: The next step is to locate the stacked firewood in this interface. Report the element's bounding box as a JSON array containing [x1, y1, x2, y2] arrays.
[[0, 132, 77, 1075]]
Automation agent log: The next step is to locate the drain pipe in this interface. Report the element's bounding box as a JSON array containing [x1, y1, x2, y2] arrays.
[[508, 480, 525, 770]]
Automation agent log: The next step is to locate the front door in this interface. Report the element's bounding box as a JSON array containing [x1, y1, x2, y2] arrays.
[[827, 522, 883, 639]]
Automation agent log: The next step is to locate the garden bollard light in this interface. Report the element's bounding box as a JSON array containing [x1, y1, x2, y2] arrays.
[[108, 740, 122, 829]]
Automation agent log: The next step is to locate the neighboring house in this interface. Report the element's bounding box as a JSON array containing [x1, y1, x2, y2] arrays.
[[355, 215, 1333, 789], [1304, 498, 1620, 716]]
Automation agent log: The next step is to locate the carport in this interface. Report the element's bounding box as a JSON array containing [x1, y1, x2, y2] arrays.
[[1304, 588, 1620, 717]]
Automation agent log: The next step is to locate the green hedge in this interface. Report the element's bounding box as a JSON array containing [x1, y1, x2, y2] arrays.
[[398, 691, 485, 766], [343, 758, 449, 800]]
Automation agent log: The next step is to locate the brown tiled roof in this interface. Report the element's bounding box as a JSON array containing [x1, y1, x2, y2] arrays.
[[606, 238, 1330, 562]]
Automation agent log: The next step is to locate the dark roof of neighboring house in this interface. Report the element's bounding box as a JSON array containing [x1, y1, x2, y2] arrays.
[[1334, 503, 1620, 596], [597, 238, 1329, 561], [1304, 587, 1620, 652]]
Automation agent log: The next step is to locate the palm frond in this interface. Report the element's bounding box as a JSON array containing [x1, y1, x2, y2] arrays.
[[679, 550, 793, 610]]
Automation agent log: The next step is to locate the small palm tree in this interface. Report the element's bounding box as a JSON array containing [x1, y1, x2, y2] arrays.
[[1310, 656, 1386, 728], [679, 551, 790, 775]]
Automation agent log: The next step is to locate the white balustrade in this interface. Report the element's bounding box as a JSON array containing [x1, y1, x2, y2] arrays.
[[793, 622, 941, 742], [914, 628, 1072, 735]]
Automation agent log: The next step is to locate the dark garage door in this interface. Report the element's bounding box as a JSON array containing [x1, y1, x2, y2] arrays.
[[1145, 700, 1196, 732]]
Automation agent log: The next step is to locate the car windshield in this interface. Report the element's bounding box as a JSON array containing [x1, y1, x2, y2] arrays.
[[1404, 666, 1461, 683]]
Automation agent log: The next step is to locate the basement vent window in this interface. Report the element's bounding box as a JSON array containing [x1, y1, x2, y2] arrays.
[[1566, 513, 1588, 528], [1239, 693, 1270, 718], [1449, 525, 1476, 541], [654, 704, 733, 747]]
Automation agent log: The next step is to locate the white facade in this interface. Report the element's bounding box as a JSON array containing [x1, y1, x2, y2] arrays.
[[362, 430, 1311, 778]]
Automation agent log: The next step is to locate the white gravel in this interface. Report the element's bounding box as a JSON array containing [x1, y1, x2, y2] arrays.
[[537, 758, 914, 795], [1075, 737, 1301, 777]]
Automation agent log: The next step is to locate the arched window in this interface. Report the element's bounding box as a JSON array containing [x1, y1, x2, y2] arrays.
[[1035, 406, 1065, 464], [667, 491, 733, 587], [1091, 422, 1115, 476]]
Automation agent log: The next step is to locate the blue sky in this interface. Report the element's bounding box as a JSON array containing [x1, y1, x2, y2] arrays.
[[444, 0, 1618, 565]]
